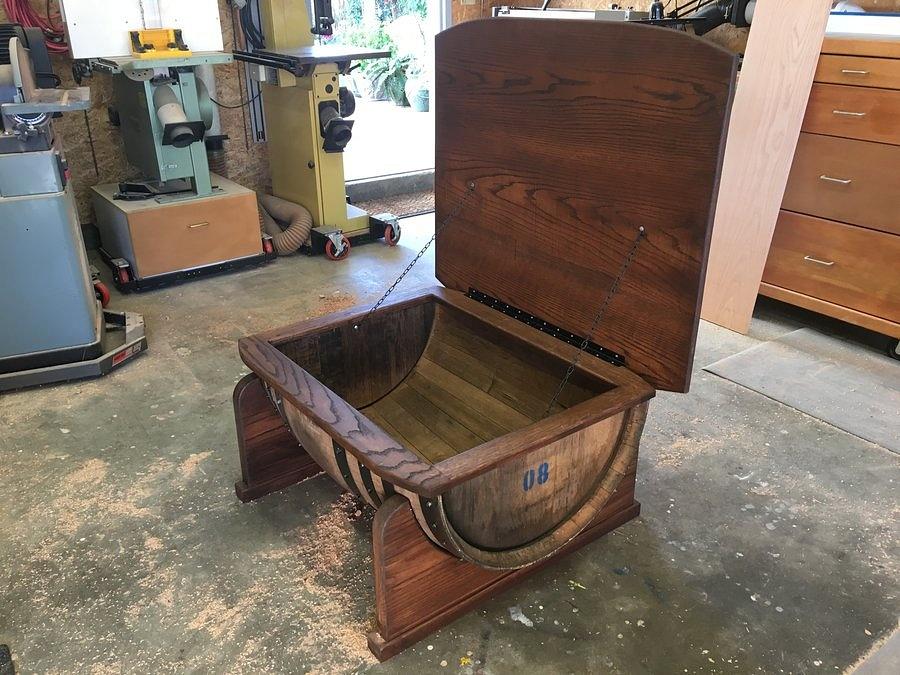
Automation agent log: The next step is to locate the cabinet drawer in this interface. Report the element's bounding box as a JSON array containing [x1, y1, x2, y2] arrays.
[[783, 133, 900, 236], [129, 191, 261, 278], [802, 83, 900, 145], [815, 54, 900, 90], [763, 212, 900, 322]]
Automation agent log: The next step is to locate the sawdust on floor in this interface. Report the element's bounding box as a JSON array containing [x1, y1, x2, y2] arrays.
[[48, 457, 173, 535], [180, 450, 212, 478], [174, 492, 376, 671], [259, 492, 375, 667], [306, 292, 358, 320]]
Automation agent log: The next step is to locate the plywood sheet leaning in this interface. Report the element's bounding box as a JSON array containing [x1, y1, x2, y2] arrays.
[[701, 0, 832, 333]]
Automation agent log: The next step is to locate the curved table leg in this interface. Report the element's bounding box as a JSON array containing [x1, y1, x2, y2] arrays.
[[368, 473, 639, 661], [233, 373, 322, 502]]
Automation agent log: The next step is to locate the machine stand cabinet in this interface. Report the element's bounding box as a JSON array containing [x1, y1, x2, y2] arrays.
[[84, 52, 274, 289], [230, 18, 737, 660], [92, 174, 276, 291]]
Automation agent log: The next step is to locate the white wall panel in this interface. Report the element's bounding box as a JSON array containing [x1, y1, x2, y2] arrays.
[[60, 0, 224, 59]]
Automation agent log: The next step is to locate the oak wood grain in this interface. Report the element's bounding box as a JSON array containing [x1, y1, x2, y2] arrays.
[[759, 282, 900, 338], [238, 335, 449, 495], [441, 412, 625, 550], [702, 0, 831, 334], [127, 187, 261, 278], [240, 288, 654, 496], [410, 361, 533, 436], [362, 301, 610, 460], [232, 374, 322, 502], [434, 18, 736, 392], [274, 301, 433, 408], [404, 369, 521, 440], [815, 54, 900, 90], [823, 35, 900, 60]]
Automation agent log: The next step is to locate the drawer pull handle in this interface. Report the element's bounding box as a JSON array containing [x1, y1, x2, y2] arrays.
[[832, 109, 866, 117], [840, 69, 869, 75], [804, 255, 835, 267], [819, 175, 852, 185], [188, 222, 210, 229]]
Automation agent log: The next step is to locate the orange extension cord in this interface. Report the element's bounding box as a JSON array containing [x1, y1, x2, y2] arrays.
[[3, 0, 68, 53]]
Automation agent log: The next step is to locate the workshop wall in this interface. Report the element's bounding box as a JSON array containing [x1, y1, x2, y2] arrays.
[[0, 1, 271, 223], [4, 0, 899, 222]]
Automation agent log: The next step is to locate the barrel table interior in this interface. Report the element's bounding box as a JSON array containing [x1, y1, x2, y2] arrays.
[[231, 16, 737, 662], [312, 303, 612, 463]]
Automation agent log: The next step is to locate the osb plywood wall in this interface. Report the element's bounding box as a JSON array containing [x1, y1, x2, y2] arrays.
[[0, 1, 270, 223]]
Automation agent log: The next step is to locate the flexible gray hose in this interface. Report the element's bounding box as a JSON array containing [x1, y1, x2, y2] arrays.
[[256, 193, 313, 255]]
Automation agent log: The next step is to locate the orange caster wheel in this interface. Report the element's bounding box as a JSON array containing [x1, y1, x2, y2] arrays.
[[93, 280, 111, 308], [325, 235, 351, 261], [384, 222, 401, 246]]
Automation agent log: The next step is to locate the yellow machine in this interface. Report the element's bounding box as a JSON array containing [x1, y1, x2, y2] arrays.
[[130, 28, 193, 59], [235, 0, 399, 260]]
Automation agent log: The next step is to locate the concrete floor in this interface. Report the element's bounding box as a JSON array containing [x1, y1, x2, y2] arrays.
[[1, 214, 897, 674]]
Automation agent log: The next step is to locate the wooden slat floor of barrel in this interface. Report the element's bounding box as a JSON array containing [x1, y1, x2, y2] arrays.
[[362, 309, 606, 464]]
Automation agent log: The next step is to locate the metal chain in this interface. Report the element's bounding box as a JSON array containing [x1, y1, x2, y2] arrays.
[[543, 226, 645, 417], [353, 182, 476, 331]]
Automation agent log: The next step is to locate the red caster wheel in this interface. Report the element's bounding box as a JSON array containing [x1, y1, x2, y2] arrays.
[[325, 235, 351, 261], [262, 237, 274, 254], [384, 222, 401, 246], [93, 280, 111, 308], [116, 266, 131, 285]]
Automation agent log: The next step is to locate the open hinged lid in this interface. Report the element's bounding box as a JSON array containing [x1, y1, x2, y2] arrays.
[[434, 19, 737, 393]]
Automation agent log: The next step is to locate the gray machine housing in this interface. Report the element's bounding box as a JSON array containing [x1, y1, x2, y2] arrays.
[[0, 29, 146, 391]]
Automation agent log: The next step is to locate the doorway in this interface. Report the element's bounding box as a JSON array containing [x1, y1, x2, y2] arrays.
[[327, 0, 445, 184]]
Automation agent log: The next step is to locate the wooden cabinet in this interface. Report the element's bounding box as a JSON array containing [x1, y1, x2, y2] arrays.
[[803, 83, 900, 145], [761, 37, 900, 339], [782, 134, 900, 236], [814, 54, 900, 89], [764, 212, 900, 320]]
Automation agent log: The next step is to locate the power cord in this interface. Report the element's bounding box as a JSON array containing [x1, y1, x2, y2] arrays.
[[210, 89, 262, 109]]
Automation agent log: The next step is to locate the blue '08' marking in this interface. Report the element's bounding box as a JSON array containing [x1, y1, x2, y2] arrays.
[[523, 462, 550, 491]]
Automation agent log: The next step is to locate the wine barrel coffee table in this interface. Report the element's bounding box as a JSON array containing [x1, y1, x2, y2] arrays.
[[231, 17, 737, 660]]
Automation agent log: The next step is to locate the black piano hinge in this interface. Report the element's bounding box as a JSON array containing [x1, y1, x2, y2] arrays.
[[465, 288, 626, 368]]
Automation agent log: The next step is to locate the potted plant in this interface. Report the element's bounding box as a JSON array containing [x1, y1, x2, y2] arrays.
[[366, 53, 412, 106], [404, 66, 429, 112]]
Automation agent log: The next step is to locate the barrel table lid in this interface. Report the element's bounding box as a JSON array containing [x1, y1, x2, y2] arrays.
[[434, 18, 737, 393]]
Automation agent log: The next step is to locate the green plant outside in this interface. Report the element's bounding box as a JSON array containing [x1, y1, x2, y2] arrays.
[[331, 0, 429, 106]]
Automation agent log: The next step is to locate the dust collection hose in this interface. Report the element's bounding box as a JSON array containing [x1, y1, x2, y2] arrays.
[[257, 193, 313, 255]]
